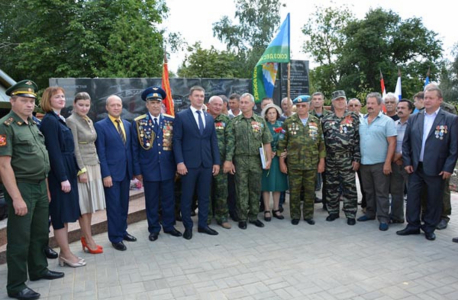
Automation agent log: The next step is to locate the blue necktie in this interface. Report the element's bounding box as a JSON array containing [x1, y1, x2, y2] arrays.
[[196, 111, 204, 135], [153, 117, 159, 133]]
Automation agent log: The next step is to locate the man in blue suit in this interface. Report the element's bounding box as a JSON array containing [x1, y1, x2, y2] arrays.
[[95, 95, 136, 251], [397, 85, 458, 241], [132, 87, 182, 242], [173, 86, 220, 240]]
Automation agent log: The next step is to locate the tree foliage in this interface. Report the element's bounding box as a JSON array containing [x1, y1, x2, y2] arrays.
[[0, 0, 169, 88], [177, 42, 241, 78], [439, 44, 458, 103], [302, 6, 443, 100], [212, 0, 284, 78]]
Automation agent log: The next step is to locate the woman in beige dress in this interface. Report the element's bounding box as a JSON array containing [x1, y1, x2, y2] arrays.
[[67, 92, 106, 254]]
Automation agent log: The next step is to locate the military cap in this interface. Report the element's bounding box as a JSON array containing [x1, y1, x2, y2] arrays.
[[5, 79, 38, 99], [141, 86, 166, 101], [293, 95, 310, 104], [331, 90, 346, 101]]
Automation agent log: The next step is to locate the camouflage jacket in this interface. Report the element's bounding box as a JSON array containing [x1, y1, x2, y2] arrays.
[[225, 113, 272, 160], [310, 109, 332, 120], [277, 113, 326, 170], [214, 113, 230, 163], [321, 111, 361, 162]]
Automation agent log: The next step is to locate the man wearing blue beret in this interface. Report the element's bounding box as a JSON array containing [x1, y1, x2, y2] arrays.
[[277, 95, 326, 225]]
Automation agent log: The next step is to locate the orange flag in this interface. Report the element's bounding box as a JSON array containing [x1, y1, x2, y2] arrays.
[[162, 54, 174, 116]]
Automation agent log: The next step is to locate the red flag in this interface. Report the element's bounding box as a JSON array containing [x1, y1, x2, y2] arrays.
[[380, 70, 387, 113], [162, 54, 174, 116]]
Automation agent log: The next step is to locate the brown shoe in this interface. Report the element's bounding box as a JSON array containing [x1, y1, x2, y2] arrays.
[[219, 222, 232, 229]]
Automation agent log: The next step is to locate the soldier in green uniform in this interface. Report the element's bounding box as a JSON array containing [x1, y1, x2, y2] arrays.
[[224, 93, 272, 230], [0, 80, 64, 300], [277, 95, 326, 225], [207, 96, 231, 229], [321, 90, 361, 225]]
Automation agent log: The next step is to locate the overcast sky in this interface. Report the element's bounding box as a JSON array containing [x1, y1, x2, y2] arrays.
[[161, 0, 457, 73]]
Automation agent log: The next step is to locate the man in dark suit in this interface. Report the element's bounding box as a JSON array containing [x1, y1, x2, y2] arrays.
[[95, 95, 136, 251], [132, 87, 182, 242], [173, 86, 220, 240], [397, 85, 458, 241]]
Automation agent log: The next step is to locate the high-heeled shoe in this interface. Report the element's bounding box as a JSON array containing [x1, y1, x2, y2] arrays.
[[58, 255, 86, 268], [81, 237, 103, 254]]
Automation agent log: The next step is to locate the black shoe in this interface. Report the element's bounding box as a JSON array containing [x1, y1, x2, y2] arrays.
[[389, 219, 405, 224], [112, 241, 127, 251], [304, 218, 315, 225], [436, 219, 448, 230], [279, 205, 284, 213], [314, 197, 322, 203], [8, 287, 40, 300], [264, 211, 271, 222], [326, 214, 339, 222], [272, 209, 284, 220], [452, 237, 458, 243], [291, 219, 299, 225], [425, 232, 436, 241], [238, 221, 247, 229], [44, 246, 58, 259], [249, 219, 265, 228], [164, 228, 182, 237], [30, 270, 65, 281], [123, 233, 137, 242], [396, 227, 421, 236], [357, 215, 375, 222], [347, 218, 356, 226], [148, 232, 159, 241], [183, 228, 192, 240], [198, 226, 219, 235]]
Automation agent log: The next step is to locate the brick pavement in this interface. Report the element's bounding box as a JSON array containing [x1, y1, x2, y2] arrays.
[[1, 193, 458, 300]]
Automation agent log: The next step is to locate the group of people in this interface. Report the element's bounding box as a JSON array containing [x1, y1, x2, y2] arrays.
[[1, 78, 457, 300]]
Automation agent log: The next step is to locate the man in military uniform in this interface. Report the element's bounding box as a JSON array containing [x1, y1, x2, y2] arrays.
[[310, 92, 332, 207], [224, 93, 272, 230], [207, 96, 231, 229], [277, 95, 326, 225], [0, 80, 64, 300], [322, 90, 360, 225], [132, 87, 181, 241]]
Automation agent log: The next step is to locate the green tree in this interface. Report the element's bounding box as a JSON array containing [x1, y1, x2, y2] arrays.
[[177, 42, 241, 78], [212, 0, 284, 78], [0, 0, 168, 88], [302, 6, 443, 100], [440, 44, 458, 103]]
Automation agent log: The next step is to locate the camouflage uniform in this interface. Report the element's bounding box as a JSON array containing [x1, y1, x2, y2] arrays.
[[226, 114, 272, 222], [208, 114, 230, 224], [321, 111, 361, 219], [277, 114, 326, 220]]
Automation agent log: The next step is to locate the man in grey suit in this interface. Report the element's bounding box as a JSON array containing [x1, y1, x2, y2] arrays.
[[397, 85, 458, 241]]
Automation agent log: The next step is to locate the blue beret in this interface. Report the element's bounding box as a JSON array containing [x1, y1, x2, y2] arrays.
[[141, 86, 166, 101], [293, 95, 310, 104]]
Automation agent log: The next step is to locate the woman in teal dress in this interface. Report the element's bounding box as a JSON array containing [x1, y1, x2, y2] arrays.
[[261, 104, 288, 221]]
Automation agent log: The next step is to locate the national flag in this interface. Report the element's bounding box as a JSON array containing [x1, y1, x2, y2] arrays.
[[253, 13, 290, 103], [394, 69, 402, 100], [162, 54, 174, 116], [424, 67, 430, 90]]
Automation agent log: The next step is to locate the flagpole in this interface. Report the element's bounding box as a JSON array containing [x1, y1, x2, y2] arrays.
[[287, 63, 290, 101]]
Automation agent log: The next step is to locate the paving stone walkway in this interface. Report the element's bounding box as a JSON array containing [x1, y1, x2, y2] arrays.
[[1, 194, 458, 300]]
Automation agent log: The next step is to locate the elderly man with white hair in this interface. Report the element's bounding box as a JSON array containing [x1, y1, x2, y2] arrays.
[[384, 93, 399, 121]]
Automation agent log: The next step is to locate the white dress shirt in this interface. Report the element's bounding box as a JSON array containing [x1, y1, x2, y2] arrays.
[[420, 107, 440, 162], [190, 106, 206, 130]]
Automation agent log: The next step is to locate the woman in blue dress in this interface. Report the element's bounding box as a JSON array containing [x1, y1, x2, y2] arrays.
[[40, 87, 85, 268], [261, 104, 288, 221]]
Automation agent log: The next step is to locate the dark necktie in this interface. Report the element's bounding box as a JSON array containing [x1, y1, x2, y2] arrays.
[[196, 110, 204, 135], [115, 119, 126, 144], [153, 117, 159, 133]]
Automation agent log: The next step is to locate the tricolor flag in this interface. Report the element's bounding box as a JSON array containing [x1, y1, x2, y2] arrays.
[[162, 53, 174, 116], [394, 69, 402, 100], [253, 13, 290, 103]]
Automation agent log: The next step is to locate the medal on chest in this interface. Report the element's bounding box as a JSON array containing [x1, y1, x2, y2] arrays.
[[137, 118, 155, 150]]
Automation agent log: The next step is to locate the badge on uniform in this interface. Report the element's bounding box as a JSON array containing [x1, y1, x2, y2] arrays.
[[162, 120, 173, 150], [251, 121, 261, 133], [435, 125, 448, 140], [309, 123, 318, 140], [0, 134, 7, 147], [288, 122, 299, 135], [215, 122, 225, 130]]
